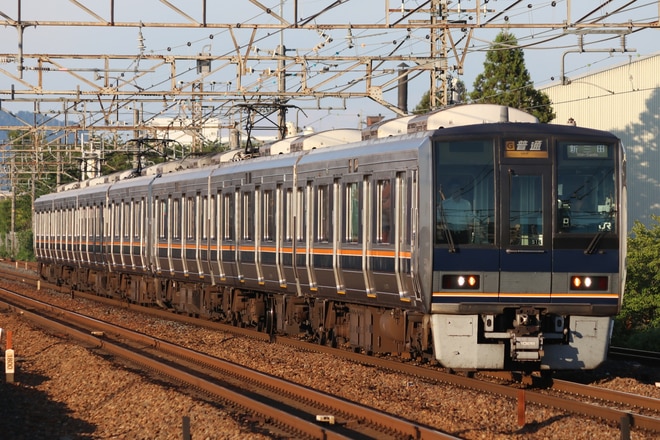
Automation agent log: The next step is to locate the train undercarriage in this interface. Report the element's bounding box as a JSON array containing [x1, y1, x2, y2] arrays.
[[40, 262, 613, 372], [40, 263, 435, 362]]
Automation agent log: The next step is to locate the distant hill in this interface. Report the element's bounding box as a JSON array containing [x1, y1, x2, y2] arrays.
[[0, 110, 64, 142]]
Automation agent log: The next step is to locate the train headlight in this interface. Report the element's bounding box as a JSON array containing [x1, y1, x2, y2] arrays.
[[442, 274, 480, 290], [570, 275, 608, 291]]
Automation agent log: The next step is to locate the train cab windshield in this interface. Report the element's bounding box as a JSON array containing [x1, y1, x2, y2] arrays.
[[434, 137, 619, 248], [435, 139, 495, 246], [557, 142, 617, 235]]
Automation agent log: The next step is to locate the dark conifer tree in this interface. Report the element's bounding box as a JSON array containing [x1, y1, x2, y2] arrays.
[[470, 31, 556, 123]]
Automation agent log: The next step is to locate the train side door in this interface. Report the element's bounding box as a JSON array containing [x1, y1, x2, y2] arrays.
[[499, 165, 552, 299]]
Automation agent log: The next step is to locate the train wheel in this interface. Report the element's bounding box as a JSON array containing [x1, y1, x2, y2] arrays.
[[318, 328, 327, 345], [328, 329, 338, 348], [265, 299, 275, 335]]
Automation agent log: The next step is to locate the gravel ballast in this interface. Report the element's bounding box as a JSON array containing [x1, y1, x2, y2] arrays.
[[1, 285, 659, 440]]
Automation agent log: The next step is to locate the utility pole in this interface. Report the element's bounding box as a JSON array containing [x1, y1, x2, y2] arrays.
[[278, 0, 287, 139]]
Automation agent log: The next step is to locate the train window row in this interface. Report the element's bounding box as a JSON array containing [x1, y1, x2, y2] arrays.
[[34, 173, 410, 263]]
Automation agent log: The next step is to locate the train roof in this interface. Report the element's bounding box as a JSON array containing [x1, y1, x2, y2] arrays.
[[42, 104, 555, 196], [407, 103, 539, 133], [361, 116, 415, 140], [262, 136, 300, 155], [428, 120, 620, 140]]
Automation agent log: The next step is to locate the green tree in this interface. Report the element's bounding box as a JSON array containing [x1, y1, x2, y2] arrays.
[[611, 217, 660, 350], [469, 31, 556, 123]]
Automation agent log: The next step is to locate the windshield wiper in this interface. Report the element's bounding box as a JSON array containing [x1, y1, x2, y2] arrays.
[[584, 225, 610, 254], [438, 205, 457, 253]]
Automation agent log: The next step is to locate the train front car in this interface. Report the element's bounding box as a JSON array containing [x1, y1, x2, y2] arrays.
[[429, 123, 626, 372]]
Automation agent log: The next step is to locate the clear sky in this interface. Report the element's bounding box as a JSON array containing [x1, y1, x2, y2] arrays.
[[1, 0, 659, 132]]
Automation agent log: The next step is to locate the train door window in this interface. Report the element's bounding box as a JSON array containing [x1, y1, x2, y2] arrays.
[[70, 207, 76, 249], [215, 191, 222, 240], [284, 187, 293, 242], [65, 208, 70, 245], [69, 208, 74, 246], [116, 202, 122, 238], [172, 198, 180, 240], [201, 195, 209, 240], [74, 206, 81, 249], [127, 200, 133, 239], [263, 189, 275, 242], [86, 206, 91, 243], [210, 193, 217, 240], [344, 181, 361, 244], [296, 186, 306, 243], [242, 191, 254, 241], [315, 184, 331, 243], [84, 206, 89, 245], [54, 209, 59, 247], [85, 205, 90, 245], [131, 200, 137, 239], [59, 208, 65, 247], [376, 179, 392, 244], [164, 197, 171, 240], [131, 200, 135, 240], [223, 192, 235, 240], [92, 205, 97, 241], [185, 196, 196, 240], [64, 208, 69, 246], [57, 208, 62, 248], [509, 175, 543, 246], [121, 201, 129, 239], [153, 197, 159, 238], [110, 202, 116, 238], [158, 198, 167, 239], [93, 205, 99, 241], [392, 172, 412, 246], [134, 199, 142, 239]]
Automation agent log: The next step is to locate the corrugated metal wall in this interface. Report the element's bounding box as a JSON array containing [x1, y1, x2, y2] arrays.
[[542, 54, 660, 230]]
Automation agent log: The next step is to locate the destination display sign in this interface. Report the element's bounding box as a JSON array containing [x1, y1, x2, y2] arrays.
[[504, 139, 548, 159], [565, 144, 609, 159]]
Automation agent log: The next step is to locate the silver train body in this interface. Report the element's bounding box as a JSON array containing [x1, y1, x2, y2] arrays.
[[34, 104, 626, 371]]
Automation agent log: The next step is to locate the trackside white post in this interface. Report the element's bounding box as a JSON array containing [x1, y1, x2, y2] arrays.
[[5, 330, 15, 383]]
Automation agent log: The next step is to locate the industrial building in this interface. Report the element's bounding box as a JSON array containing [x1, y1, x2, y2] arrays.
[[542, 53, 660, 230]]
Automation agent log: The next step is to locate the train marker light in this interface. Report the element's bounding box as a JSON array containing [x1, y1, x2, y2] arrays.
[[570, 275, 608, 291], [442, 274, 480, 289]]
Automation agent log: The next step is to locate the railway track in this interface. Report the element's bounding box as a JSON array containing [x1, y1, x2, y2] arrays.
[[608, 346, 660, 364], [1, 261, 659, 438], [0, 286, 455, 440]]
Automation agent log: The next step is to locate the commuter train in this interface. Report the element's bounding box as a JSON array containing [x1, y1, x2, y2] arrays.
[[33, 104, 626, 372]]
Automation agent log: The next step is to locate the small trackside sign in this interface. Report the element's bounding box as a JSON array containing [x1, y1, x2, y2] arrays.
[[5, 349, 15, 383]]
